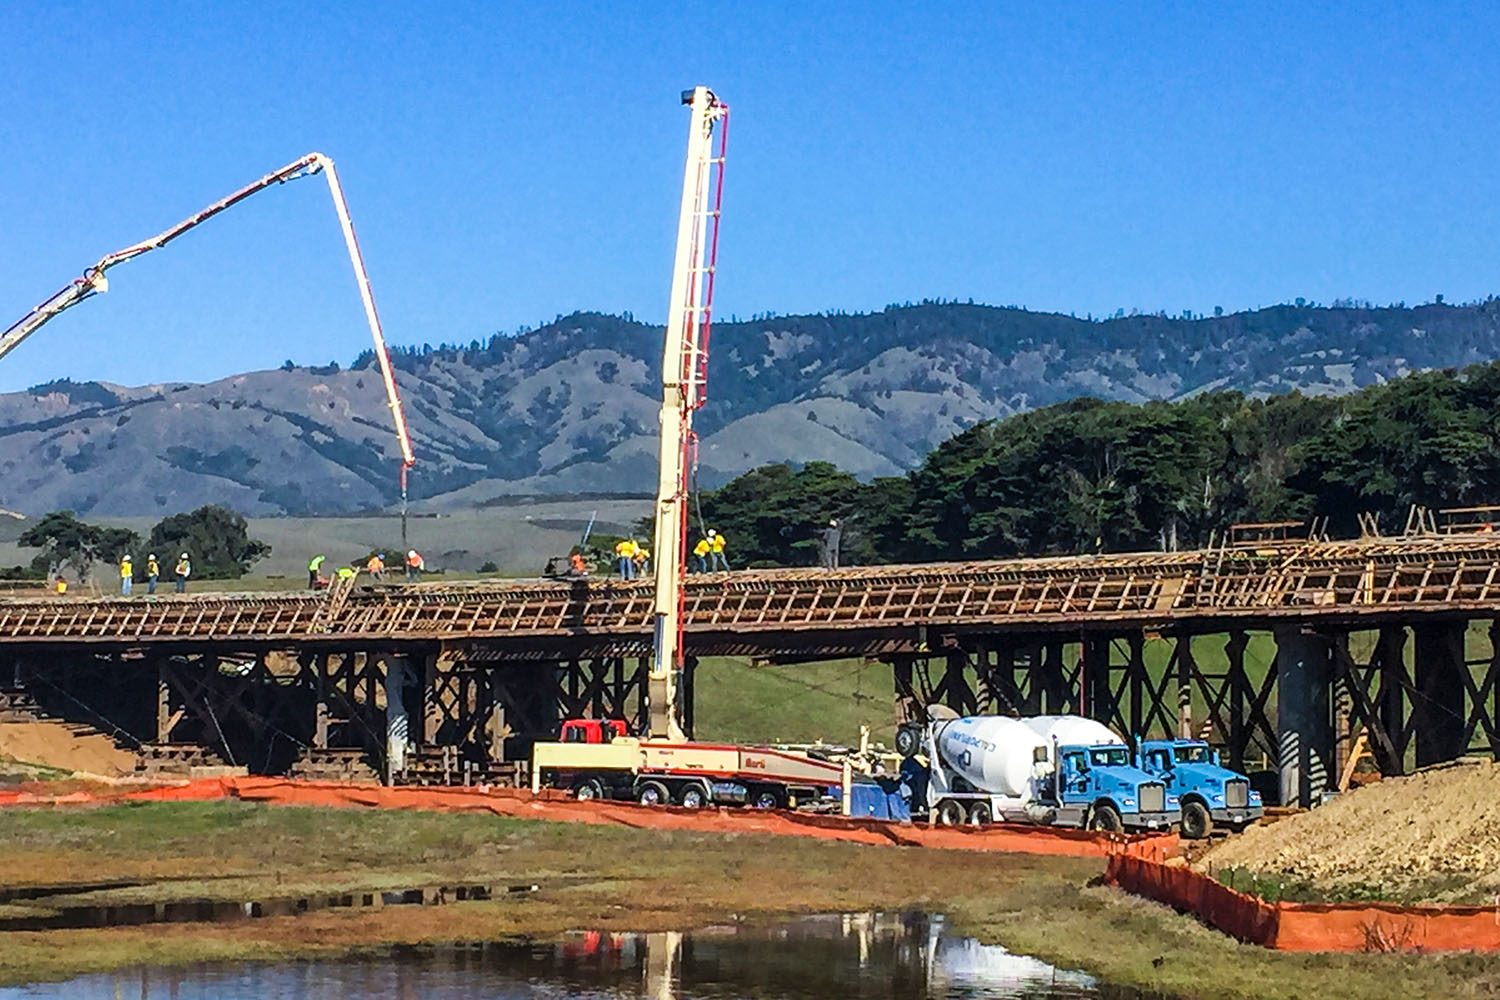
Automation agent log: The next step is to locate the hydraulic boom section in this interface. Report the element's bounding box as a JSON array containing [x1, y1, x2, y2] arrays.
[[1, 152, 416, 500], [649, 86, 728, 741]]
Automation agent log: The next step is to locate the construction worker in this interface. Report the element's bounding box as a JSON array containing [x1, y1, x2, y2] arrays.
[[119, 554, 133, 596], [146, 554, 159, 595], [335, 565, 357, 583], [708, 529, 729, 571], [54, 577, 67, 596], [173, 553, 191, 594], [692, 535, 711, 573], [614, 538, 638, 579], [568, 551, 588, 577], [819, 519, 842, 569], [366, 553, 386, 581], [634, 545, 650, 576], [308, 553, 326, 589], [406, 549, 424, 581]]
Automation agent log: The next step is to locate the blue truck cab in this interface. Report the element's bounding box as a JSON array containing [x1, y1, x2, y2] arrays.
[[1135, 739, 1262, 838], [1049, 743, 1180, 833]]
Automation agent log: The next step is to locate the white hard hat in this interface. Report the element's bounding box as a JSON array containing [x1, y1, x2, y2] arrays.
[[180, 552, 189, 559], [408, 550, 417, 558], [708, 528, 717, 536], [149, 554, 156, 560]]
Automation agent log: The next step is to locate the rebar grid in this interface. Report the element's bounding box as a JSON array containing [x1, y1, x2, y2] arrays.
[[5, 536, 1500, 645]]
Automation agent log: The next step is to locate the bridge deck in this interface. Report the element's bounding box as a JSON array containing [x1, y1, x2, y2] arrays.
[[3, 536, 1499, 651]]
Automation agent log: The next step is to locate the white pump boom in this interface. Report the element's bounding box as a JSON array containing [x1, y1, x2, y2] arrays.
[[0, 152, 416, 500], [648, 87, 729, 741]]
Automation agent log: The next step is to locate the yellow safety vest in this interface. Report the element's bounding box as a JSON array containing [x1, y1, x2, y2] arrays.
[[711, 534, 726, 553], [693, 539, 711, 557]]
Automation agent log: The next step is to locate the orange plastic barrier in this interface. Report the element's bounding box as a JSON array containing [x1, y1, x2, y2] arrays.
[[3, 776, 1176, 861], [1105, 853, 1500, 952]]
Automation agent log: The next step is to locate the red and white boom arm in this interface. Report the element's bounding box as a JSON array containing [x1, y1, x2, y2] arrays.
[[649, 86, 728, 741], [0, 152, 415, 484]]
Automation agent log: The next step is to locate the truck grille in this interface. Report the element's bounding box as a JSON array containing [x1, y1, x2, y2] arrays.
[[1139, 783, 1164, 813], [1225, 779, 1248, 808]]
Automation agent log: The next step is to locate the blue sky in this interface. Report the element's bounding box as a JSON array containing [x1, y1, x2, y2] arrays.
[[1, 1, 1497, 392]]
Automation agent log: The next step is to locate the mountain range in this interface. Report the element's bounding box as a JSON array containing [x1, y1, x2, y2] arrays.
[[5, 299, 1500, 517]]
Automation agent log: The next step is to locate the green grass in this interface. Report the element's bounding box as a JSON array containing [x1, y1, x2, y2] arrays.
[[693, 656, 896, 746], [1, 802, 1498, 997]]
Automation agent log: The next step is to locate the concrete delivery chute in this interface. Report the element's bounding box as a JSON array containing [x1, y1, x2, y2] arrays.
[[0, 152, 417, 532]]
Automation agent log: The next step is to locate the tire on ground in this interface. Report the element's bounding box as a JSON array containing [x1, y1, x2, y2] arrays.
[[1089, 802, 1124, 833], [636, 780, 670, 806], [936, 799, 967, 826], [1181, 800, 1212, 839], [751, 786, 784, 810]]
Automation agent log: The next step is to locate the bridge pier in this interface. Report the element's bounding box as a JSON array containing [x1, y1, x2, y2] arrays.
[[385, 655, 411, 779], [1274, 627, 1334, 808], [1413, 623, 1468, 767]]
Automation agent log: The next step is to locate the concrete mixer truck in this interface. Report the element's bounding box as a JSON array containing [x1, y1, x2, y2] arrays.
[[896, 711, 1179, 832]]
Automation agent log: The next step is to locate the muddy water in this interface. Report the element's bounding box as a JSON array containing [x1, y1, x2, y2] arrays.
[[0, 912, 1135, 998]]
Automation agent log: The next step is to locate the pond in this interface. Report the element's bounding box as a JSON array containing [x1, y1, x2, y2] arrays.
[[0, 912, 1136, 998]]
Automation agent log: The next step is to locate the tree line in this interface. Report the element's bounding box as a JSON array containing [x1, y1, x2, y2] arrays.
[[694, 361, 1500, 567], [17, 505, 270, 582]]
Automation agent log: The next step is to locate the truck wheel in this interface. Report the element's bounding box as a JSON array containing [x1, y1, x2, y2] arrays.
[[678, 784, 708, 809], [1089, 804, 1123, 833], [967, 802, 993, 826], [574, 779, 605, 802], [751, 788, 784, 810], [935, 800, 967, 826], [895, 725, 922, 758], [1181, 801, 1212, 840], [636, 780, 670, 807]]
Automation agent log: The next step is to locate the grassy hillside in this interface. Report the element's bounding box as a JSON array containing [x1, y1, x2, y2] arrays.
[[692, 657, 897, 747]]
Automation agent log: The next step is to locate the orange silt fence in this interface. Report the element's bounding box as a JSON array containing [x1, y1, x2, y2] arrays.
[[0, 775, 1177, 862], [1105, 853, 1500, 953]]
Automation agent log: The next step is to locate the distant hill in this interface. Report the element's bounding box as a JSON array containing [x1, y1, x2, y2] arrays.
[[4, 299, 1500, 517]]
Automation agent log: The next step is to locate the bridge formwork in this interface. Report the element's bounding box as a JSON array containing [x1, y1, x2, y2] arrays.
[[2, 535, 1498, 806]]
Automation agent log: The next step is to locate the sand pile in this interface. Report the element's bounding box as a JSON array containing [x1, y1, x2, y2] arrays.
[[0, 720, 136, 777], [1200, 757, 1500, 902]]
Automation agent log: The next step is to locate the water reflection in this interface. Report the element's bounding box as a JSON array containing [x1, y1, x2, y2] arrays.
[[1, 912, 1130, 999]]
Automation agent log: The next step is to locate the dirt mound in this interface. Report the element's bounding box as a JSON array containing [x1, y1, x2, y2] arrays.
[[0, 720, 135, 777], [1200, 757, 1500, 902]]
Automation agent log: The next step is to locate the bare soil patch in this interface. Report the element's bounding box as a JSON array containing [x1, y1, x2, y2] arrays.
[[1200, 757, 1500, 902], [0, 721, 135, 778]]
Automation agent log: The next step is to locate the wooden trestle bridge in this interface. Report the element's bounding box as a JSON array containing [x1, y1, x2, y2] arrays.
[[3, 533, 1499, 805]]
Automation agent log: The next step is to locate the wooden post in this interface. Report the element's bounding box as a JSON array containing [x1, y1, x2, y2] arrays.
[[156, 660, 172, 743], [1176, 635, 1194, 739], [486, 668, 507, 762], [314, 652, 329, 749]]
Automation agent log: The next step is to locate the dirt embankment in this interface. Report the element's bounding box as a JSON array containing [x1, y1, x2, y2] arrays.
[[1201, 757, 1500, 902], [0, 721, 135, 778]]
